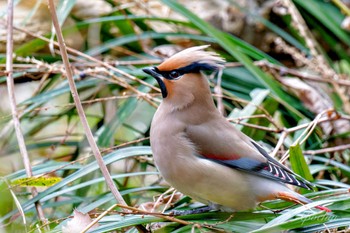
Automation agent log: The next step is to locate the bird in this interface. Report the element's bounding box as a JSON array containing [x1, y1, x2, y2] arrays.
[[142, 45, 330, 213]]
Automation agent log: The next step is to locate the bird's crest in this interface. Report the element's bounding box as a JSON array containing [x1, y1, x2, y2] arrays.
[[157, 45, 225, 72]]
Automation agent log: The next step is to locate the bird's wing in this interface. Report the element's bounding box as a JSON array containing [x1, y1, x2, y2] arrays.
[[186, 119, 314, 190], [203, 151, 314, 190]]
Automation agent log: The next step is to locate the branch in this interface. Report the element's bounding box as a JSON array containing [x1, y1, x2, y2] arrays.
[[46, 1, 148, 232], [304, 144, 350, 155], [46, 0, 125, 218], [5, 0, 47, 227], [115, 204, 227, 232], [255, 60, 350, 87], [11, 25, 159, 103]]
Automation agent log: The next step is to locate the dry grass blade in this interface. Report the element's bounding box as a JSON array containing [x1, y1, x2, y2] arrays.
[[45, 0, 139, 226], [5, 0, 47, 227], [279, 109, 335, 163], [11, 25, 160, 106], [304, 144, 350, 155], [46, 1, 148, 231]]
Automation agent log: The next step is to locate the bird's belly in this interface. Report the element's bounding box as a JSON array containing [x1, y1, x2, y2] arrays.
[[150, 127, 282, 211], [153, 151, 263, 211]]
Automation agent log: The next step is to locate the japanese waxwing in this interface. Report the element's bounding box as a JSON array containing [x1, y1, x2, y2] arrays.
[[142, 45, 330, 212]]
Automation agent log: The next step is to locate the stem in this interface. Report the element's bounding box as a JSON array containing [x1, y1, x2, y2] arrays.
[[304, 144, 350, 155], [46, 1, 147, 232], [46, 0, 126, 211], [5, 0, 47, 227]]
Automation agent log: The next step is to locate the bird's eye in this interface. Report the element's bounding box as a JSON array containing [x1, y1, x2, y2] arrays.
[[169, 71, 180, 79]]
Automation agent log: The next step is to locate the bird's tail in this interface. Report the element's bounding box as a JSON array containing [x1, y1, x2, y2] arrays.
[[276, 191, 331, 212]]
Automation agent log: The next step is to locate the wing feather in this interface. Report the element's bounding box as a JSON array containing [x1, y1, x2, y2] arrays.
[[186, 116, 314, 190], [250, 140, 314, 189], [199, 141, 314, 190]]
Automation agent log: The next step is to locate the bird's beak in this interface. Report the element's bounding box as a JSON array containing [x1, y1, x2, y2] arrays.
[[143, 67, 168, 98]]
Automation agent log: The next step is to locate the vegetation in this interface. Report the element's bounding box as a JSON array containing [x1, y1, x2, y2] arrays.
[[0, 0, 350, 232]]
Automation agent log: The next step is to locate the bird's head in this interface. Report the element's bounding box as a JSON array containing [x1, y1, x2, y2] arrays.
[[143, 45, 224, 109]]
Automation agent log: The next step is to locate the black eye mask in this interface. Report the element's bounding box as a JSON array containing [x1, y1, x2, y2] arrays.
[[143, 62, 220, 99], [154, 62, 218, 80]]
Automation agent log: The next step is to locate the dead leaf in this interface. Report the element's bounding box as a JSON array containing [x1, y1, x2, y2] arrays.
[[279, 77, 350, 138], [62, 210, 99, 233]]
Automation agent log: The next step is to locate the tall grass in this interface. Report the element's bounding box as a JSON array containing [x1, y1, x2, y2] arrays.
[[0, 0, 349, 232]]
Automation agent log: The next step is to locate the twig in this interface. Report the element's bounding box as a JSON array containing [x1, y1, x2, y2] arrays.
[[5, 0, 47, 227], [207, 60, 350, 87], [271, 131, 288, 158], [19, 93, 158, 118], [304, 144, 350, 155], [211, 93, 279, 129], [284, 114, 343, 133], [101, 137, 151, 154], [229, 119, 278, 132], [115, 204, 227, 232], [228, 114, 280, 130], [279, 109, 333, 163], [0, 24, 158, 110], [80, 204, 118, 233], [149, 188, 174, 213], [116, 204, 191, 226], [90, 71, 159, 108], [46, 1, 145, 231], [0, 58, 162, 69], [162, 189, 178, 213], [11, 25, 160, 96], [298, 111, 327, 146], [269, 111, 348, 158], [255, 60, 350, 87]]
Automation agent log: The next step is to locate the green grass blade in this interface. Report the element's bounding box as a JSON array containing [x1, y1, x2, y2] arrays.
[[40, 172, 158, 202], [252, 211, 330, 233], [253, 199, 338, 232], [290, 143, 314, 182], [294, 0, 350, 47], [0, 146, 152, 223]]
